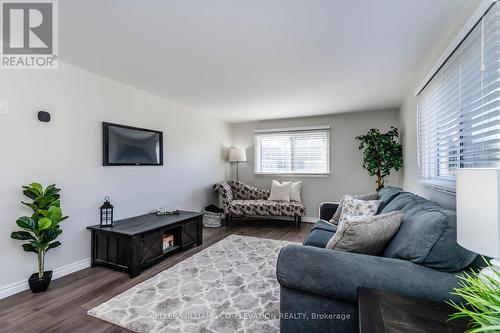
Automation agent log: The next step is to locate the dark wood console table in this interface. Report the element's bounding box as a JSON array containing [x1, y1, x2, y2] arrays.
[[87, 211, 203, 277]]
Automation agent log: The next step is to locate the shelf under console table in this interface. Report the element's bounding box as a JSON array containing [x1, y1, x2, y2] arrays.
[[87, 211, 203, 278]]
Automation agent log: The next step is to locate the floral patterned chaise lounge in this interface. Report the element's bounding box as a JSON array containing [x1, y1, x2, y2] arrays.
[[213, 180, 306, 227]]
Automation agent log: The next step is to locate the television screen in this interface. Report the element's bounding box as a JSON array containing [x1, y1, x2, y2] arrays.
[[103, 122, 163, 166]]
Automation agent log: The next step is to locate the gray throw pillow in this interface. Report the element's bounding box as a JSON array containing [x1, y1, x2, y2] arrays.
[[330, 192, 378, 225], [326, 211, 403, 255]]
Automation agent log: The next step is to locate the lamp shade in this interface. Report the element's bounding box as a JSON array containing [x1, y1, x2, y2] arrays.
[[228, 148, 247, 162], [456, 168, 500, 258]]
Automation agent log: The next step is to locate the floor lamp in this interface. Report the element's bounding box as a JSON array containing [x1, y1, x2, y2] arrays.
[[229, 148, 247, 181]]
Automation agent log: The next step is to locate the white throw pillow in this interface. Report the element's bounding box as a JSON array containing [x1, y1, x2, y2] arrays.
[[268, 180, 291, 202], [329, 192, 378, 224], [290, 181, 302, 202], [338, 195, 381, 224]]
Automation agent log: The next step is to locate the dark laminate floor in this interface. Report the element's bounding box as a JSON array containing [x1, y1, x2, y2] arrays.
[[0, 219, 312, 333]]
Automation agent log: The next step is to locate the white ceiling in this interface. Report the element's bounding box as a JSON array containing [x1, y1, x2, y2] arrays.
[[60, 0, 470, 123]]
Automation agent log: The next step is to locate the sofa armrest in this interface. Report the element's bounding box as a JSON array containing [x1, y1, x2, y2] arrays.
[[213, 182, 233, 214], [319, 202, 339, 221], [277, 245, 462, 304]]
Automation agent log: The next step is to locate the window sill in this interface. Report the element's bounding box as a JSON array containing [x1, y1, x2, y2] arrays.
[[254, 172, 331, 178], [421, 179, 456, 195]]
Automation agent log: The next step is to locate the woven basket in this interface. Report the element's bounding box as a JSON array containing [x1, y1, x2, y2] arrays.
[[202, 210, 223, 228]]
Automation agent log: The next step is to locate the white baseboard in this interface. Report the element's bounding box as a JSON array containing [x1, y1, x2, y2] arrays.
[[237, 215, 318, 223], [52, 257, 91, 280], [0, 216, 319, 300], [301, 216, 318, 223], [0, 257, 91, 300]]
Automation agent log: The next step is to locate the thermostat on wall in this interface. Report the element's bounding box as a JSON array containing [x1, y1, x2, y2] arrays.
[[0, 100, 7, 115]]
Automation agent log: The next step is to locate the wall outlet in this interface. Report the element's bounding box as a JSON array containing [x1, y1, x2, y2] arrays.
[[0, 100, 8, 115]]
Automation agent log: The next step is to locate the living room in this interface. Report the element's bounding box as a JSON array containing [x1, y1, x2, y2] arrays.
[[0, 0, 498, 332]]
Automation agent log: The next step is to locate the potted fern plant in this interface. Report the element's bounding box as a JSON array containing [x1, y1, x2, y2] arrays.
[[356, 127, 403, 191], [10, 183, 68, 293]]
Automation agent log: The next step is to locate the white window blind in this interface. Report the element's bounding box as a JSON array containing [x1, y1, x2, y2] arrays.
[[417, 2, 500, 191], [254, 127, 330, 175]]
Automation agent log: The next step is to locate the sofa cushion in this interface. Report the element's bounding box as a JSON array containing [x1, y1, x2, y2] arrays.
[[228, 199, 305, 217], [338, 195, 381, 224], [380, 192, 419, 214], [330, 192, 378, 223], [303, 229, 335, 248], [290, 181, 302, 202], [228, 180, 270, 200], [382, 194, 477, 272], [268, 180, 291, 202], [327, 211, 403, 255], [311, 220, 338, 233], [377, 186, 404, 212]]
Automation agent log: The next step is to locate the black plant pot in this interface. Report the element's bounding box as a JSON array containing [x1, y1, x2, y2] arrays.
[[28, 271, 52, 293]]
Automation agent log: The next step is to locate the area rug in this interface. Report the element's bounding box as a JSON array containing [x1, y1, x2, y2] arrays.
[[88, 235, 295, 333]]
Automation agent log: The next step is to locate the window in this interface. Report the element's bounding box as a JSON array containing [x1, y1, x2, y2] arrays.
[[254, 126, 330, 175], [417, 2, 500, 191]]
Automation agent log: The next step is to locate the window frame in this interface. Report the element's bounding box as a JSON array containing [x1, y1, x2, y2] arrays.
[[253, 126, 331, 177], [417, 1, 500, 193]]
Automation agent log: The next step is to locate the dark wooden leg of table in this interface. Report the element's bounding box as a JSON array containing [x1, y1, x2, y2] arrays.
[[197, 216, 203, 245], [129, 236, 142, 278], [90, 230, 96, 267]]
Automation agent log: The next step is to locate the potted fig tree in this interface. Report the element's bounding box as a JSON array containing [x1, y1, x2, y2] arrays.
[[356, 127, 403, 191], [10, 183, 67, 293]]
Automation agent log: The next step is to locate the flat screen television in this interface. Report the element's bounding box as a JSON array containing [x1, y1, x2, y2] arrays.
[[102, 122, 163, 166]]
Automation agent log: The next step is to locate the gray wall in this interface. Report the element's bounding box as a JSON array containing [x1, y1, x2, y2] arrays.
[[399, 1, 481, 210], [0, 62, 231, 295], [231, 110, 401, 220]]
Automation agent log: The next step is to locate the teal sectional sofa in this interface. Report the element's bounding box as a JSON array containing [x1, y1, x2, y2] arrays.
[[277, 187, 483, 333]]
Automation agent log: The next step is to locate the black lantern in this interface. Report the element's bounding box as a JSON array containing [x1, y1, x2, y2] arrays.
[[100, 196, 114, 228]]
